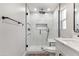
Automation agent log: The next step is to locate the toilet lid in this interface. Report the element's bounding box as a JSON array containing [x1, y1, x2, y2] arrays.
[[42, 46, 56, 53], [43, 47, 56, 50]]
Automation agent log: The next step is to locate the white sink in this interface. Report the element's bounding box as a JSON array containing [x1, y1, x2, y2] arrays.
[[62, 39, 79, 50], [62, 39, 79, 46]]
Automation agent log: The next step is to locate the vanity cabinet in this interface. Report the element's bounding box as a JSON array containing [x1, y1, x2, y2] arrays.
[[56, 39, 79, 56]]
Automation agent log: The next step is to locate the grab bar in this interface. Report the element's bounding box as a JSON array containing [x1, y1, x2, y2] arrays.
[[2, 16, 24, 26]]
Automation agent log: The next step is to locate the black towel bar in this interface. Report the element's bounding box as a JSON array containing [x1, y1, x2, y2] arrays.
[[2, 16, 24, 26]]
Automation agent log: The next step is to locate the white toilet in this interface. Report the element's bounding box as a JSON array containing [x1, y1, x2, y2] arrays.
[[41, 39, 56, 56]]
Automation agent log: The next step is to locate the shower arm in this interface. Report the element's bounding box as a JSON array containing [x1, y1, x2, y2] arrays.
[[2, 16, 24, 26]]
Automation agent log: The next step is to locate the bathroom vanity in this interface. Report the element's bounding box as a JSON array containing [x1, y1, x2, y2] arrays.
[[56, 38, 79, 56]]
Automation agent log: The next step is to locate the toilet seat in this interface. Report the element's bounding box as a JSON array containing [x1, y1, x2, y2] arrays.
[[42, 46, 56, 53]]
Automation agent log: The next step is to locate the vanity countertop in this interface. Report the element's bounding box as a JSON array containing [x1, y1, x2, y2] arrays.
[[56, 38, 79, 55]]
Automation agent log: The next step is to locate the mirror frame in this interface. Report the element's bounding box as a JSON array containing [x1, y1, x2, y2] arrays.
[[73, 3, 76, 32], [73, 3, 79, 33]]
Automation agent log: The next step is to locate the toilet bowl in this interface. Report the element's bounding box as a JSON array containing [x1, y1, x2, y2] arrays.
[[41, 46, 56, 56], [41, 46, 56, 53]]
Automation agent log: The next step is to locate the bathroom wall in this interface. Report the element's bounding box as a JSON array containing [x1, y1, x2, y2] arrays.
[[27, 6, 59, 47], [60, 3, 73, 38], [0, 3, 25, 56], [50, 6, 58, 39]]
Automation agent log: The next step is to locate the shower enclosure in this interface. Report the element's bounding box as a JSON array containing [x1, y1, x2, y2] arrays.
[[26, 3, 59, 51]]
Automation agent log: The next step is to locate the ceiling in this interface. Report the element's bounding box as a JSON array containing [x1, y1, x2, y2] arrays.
[[27, 3, 59, 12]]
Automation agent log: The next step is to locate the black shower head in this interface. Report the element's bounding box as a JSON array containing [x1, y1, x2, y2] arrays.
[[39, 8, 46, 14]]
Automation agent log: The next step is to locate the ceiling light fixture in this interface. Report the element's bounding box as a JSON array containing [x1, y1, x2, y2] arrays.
[[34, 8, 37, 11], [47, 8, 51, 11]]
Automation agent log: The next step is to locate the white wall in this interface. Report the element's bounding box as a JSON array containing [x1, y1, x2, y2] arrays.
[[50, 6, 58, 39], [0, 3, 25, 56], [60, 3, 73, 38]]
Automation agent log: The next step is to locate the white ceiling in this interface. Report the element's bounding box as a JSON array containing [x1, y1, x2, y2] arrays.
[[27, 3, 59, 12]]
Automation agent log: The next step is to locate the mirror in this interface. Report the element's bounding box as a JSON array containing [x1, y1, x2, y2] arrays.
[[74, 3, 79, 32]]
